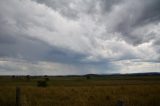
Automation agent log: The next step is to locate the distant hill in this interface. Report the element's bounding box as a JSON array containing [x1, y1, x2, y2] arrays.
[[84, 72, 160, 77]]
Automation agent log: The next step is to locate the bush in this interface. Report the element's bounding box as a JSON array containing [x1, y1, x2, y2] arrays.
[[86, 75, 91, 79], [12, 75, 15, 79], [44, 75, 50, 81], [45, 77, 50, 81], [26, 75, 30, 80], [37, 80, 48, 87]]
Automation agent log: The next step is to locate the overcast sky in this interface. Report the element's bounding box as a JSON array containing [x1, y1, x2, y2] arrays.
[[0, 0, 159, 75]]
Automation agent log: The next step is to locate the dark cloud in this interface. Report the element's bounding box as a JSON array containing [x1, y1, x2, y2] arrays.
[[99, 0, 124, 12], [0, 36, 48, 60], [32, 0, 79, 19], [0, 0, 159, 75], [0, 33, 90, 64], [32, 0, 124, 20], [0, 34, 17, 44], [136, 0, 160, 25], [31, 0, 160, 46], [108, 0, 160, 45]]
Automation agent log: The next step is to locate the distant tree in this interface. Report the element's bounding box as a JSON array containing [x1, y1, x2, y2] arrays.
[[44, 75, 48, 77], [12, 75, 16, 79], [45, 77, 50, 81], [37, 80, 48, 87], [86, 75, 91, 79], [44, 75, 50, 81], [26, 75, 30, 80]]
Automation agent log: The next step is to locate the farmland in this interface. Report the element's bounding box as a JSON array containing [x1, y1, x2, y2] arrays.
[[0, 74, 160, 106]]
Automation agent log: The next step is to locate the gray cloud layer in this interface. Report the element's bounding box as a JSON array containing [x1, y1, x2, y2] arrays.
[[0, 0, 159, 75]]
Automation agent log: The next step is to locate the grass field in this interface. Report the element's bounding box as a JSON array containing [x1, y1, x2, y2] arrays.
[[0, 75, 160, 106]]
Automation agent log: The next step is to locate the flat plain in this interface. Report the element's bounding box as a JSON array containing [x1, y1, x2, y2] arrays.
[[0, 75, 160, 106]]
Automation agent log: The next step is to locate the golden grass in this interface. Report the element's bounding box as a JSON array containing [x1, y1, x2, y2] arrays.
[[0, 76, 160, 106]]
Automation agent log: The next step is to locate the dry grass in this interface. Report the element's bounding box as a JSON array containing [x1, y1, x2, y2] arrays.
[[0, 76, 160, 106]]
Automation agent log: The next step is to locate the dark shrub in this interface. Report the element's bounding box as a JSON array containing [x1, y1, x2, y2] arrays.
[[44, 75, 50, 81], [37, 80, 48, 87], [26, 75, 30, 80], [86, 75, 91, 79], [45, 77, 50, 81], [44, 75, 48, 77], [12, 75, 15, 79]]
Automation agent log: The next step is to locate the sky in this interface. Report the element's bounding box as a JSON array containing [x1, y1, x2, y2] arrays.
[[0, 0, 160, 75]]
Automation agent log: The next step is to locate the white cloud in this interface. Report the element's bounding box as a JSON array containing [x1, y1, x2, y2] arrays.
[[115, 60, 160, 74], [0, 0, 159, 75], [0, 57, 118, 75]]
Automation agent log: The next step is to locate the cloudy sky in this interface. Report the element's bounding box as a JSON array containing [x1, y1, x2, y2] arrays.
[[0, 0, 160, 75]]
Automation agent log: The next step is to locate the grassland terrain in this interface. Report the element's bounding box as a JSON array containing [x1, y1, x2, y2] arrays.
[[0, 74, 160, 106]]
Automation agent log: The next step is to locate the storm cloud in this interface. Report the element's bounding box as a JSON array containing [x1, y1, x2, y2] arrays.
[[0, 0, 159, 75]]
